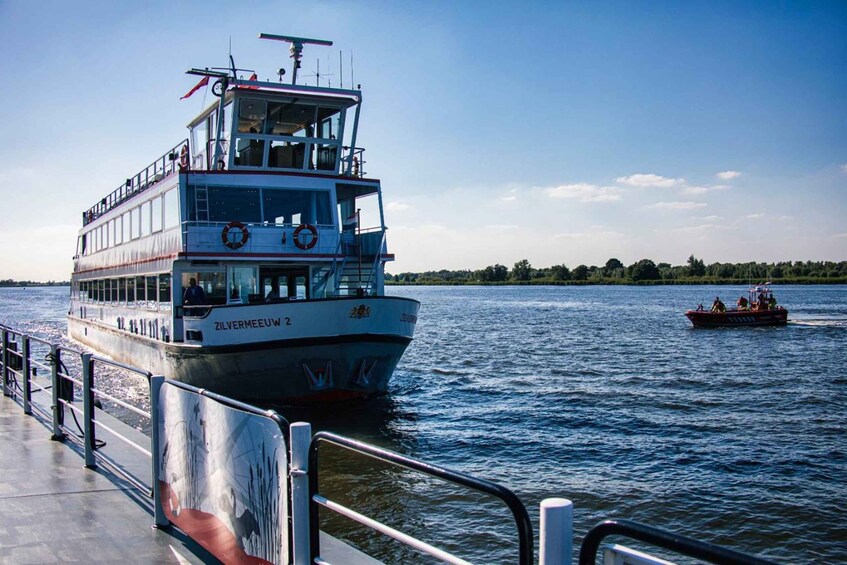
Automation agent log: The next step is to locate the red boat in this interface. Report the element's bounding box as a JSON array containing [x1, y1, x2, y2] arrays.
[[685, 285, 788, 328]]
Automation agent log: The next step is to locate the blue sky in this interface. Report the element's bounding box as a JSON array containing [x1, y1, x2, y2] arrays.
[[1, 1, 845, 281]]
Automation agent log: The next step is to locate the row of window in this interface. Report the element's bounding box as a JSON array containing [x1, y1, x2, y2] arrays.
[[75, 275, 172, 310], [80, 189, 179, 256]]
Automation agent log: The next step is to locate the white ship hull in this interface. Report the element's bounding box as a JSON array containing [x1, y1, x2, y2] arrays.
[[68, 296, 419, 403]]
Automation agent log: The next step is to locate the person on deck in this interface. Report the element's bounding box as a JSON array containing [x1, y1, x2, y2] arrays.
[[768, 294, 777, 310], [711, 297, 726, 313], [756, 293, 767, 311], [183, 278, 207, 305], [737, 296, 749, 311]]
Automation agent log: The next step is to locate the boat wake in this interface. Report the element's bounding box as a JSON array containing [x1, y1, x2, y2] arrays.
[[789, 315, 847, 328]]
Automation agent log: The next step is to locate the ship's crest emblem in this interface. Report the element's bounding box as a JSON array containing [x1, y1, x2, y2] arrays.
[[349, 304, 371, 319]]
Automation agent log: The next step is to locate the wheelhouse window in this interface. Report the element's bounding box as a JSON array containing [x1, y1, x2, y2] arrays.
[[237, 98, 267, 133], [230, 97, 345, 171]]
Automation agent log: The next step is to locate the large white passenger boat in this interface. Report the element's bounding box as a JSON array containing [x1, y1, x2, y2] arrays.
[[68, 34, 419, 403]]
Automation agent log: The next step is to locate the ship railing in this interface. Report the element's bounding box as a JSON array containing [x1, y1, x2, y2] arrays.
[[83, 139, 187, 226], [306, 431, 535, 564], [341, 146, 366, 177]]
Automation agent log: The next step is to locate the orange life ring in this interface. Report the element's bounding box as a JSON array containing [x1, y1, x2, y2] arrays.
[[221, 221, 249, 249], [293, 223, 318, 250]]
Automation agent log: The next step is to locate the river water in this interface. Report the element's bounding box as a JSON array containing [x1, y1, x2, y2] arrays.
[[1, 284, 845, 564]]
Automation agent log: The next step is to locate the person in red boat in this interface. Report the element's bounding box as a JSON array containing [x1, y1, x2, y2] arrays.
[[737, 296, 749, 310], [711, 297, 726, 313]]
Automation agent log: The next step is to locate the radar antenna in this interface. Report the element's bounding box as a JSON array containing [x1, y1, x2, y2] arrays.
[[258, 33, 333, 85]]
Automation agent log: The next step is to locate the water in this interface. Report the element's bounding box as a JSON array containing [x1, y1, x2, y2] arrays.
[[2, 285, 845, 563]]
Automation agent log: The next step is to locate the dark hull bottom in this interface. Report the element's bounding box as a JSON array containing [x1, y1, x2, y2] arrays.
[[685, 308, 788, 328], [68, 317, 409, 404]]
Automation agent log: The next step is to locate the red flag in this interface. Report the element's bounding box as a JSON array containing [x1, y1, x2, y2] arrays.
[[180, 76, 209, 100], [249, 72, 257, 81], [245, 72, 259, 90]]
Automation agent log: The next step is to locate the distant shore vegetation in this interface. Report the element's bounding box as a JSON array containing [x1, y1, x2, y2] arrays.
[[0, 279, 69, 287], [387, 256, 847, 285]]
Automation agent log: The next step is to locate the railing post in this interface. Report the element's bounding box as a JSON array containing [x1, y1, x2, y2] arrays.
[[82, 353, 96, 468], [50, 345, 65, 440], [150, 375, 169, 528], [21, 336, 31, 414], [290, 422, 312, 565], [1, 329, 9, 397], [540, 498, 573, 565]]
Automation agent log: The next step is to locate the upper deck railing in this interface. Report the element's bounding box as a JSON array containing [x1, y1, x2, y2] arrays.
[[82, 139, 187, 226]]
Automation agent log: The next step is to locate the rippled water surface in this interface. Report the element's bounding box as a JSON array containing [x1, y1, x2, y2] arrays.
[[2, 285, 845, 563]]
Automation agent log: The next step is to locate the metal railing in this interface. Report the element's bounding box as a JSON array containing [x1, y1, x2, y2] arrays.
[[306, 431, 534, 565], [83, 139, 187, 225], [578, 519, 779, 565], [1, 324, 157, 493]]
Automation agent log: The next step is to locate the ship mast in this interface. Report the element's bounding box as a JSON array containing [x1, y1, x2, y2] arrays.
[[258, 33, 333, 85], [185, 68, 229, 169]]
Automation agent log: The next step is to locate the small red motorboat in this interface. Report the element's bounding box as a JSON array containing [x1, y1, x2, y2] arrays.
[[685, 285, 788, 328]]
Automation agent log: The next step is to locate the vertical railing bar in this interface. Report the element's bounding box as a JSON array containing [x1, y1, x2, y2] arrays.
[[21, 336, 31, 414], [82, 352, 96, 468], [50, 344, 65, 440], [290, 422, 311, 565], [2, 329, 9, 397]]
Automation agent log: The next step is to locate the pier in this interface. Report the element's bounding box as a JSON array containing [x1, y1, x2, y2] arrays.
[[0, 391, 213, 563]]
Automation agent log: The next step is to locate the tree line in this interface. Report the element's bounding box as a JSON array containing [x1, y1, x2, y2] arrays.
[[0, 279, 70, 287], [388, 256, 847, 285]]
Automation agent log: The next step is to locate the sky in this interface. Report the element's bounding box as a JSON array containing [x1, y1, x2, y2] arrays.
[[0, 0, 845, 281]]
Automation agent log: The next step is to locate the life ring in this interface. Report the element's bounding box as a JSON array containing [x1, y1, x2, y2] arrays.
[[179, 144, 189, 169], [221, 221, 249, 249], [293, 223, 318, 250]]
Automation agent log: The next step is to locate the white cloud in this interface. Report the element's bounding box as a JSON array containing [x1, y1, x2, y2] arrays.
[[483, 224, 519, 230], [499, 195, 518, 202], [386, 201, 410, 211], [616, 173, 684, 187], [645, 201, 707, 210], [552, 230, 624, 239], [745, 213, 765, 219], [840, 164, 847, 174], [546, 183, 621, 202], [694, 215, 723, 221], [834, 233, 847, 239], [681, 184, 731, 195], [716, 170, 741, 180]]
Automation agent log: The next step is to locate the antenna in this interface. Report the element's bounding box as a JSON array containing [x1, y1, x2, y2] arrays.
[[258, 33, 333, 85], [339, 50, 343, 89]]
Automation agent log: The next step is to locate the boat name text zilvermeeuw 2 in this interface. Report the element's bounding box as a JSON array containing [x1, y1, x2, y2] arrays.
[[214, 318, 290, 331]]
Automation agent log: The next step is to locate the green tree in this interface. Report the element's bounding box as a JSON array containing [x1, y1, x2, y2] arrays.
[[628, 259, 661, 281], [572, 264, 589, 281], [604, 258, 624, 278], [687, 254, 706, 277], [550, 264, 571, 281], [511, 259, 533, 281]]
